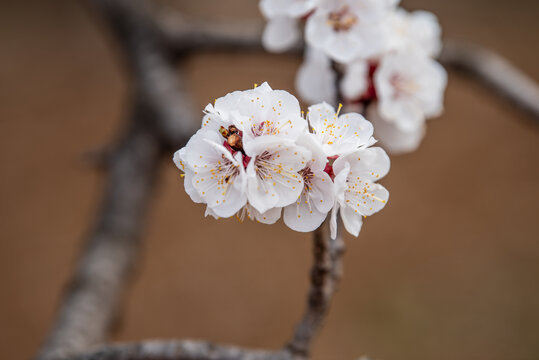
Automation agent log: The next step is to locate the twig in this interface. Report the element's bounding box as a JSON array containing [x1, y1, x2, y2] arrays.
[[158, 15, 266, 56], [59, 340, 292, 360], [287, 220, 345, 357], [439, 40, 539, 120]]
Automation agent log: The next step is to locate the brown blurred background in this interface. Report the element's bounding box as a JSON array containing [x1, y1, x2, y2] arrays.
[[1, 1, 538, 359]]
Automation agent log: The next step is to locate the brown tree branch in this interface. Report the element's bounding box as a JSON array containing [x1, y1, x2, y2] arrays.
[[287, 220, 345, 357], [439, 40, 539, 120], [158, 15, 266, 56], [59, 340, 292, 360]]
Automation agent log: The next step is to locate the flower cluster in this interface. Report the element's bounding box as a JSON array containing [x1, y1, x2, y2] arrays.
[[174, 83, 390, 238], [260, 0, 448, 154]]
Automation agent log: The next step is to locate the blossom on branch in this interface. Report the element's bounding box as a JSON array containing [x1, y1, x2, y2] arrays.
[[305, 0, 397, 63], [259, 0, 448, 155], [374, 52, 447, 132], [174, 83, 390, 237]]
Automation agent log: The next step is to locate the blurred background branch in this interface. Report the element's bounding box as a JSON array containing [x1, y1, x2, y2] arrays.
[[439, 41, 539, 120]]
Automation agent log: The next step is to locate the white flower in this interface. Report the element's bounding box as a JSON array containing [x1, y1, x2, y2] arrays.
[[283, 133, 335, 232], [341, 59, 369, 100], [374, 52, 447, 131], [245, 136, 311, 214], [198, 82, 313, 215], [296, 46, 337, 105], [259, 0, 318, 52], [206, 82, 307, 143], [367, 103, 425, 154], [173, 131, 247, 218], [330, 146, 390, 239], [174, 83, 391, 236], [307, 102, 375, 157], [305, 0, 397, 63], [388, 9, 442, 58]]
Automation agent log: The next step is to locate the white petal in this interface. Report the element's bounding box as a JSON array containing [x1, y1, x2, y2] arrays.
[[309, 171, 335, 214], [308, 104, 374, 156], [374, 53, 447, 129], [262, 16, 300, 53], [333, 160, 350, 206], [283, 192, 328, 232], [409, 10, 442, 57], [246, 160, 279, 214], [305, 5, 393, 63], [272, 148, 311, 207], [244, 204, 282, 224], [260, 0, 316, 18], [334, 147, 390, 182], [378, 98, 425, 131], [307, 102, 335, 132], [181, 131, 229, 168], [182, 167, 204, 204], [216, 85, 306, 143], [329, 204, 338, 240], [351, 181, 389, 216], [296, 132, 328, 172], [295, 49, 337, 105], [201, 103, 230, 132], [204, 206, 219, 219], [415, 60, 448, 118], [181, 132, 248, 217], [367, 104, 426, 154], [173, 148, 186, 172], [341, 59, 369, 100], [340, 204, 363, 237], [245, 138, 309, 212], [305, 10, 334, 52], [193, 150, 247, 218]]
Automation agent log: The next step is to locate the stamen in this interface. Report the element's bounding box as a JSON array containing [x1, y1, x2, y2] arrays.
[[336, 103, 343, 116]]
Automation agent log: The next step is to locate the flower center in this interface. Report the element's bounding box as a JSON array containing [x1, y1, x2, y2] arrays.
[[254, 151, 274, 181], [220, 125, 243, 152], [327, 6, 358, 32], [215, 155, 240, 185], [299, 167, 314, 190], [390, 74, 419, 98], [251, 120, 292, 137]]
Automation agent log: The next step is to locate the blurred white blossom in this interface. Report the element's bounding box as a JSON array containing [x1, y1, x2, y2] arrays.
[[259, 0, 317, 52], [388, 8, 442, 57], [296, 46, 337, 105], [305, 0, 397, 63], [367, 103, 425, 154], [259, 0, 447, 155], [341, 59, 369, 100], [374, 52, 447, 131]]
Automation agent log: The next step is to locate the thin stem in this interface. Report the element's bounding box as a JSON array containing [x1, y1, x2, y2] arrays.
[[286, 220, 345, 358]]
